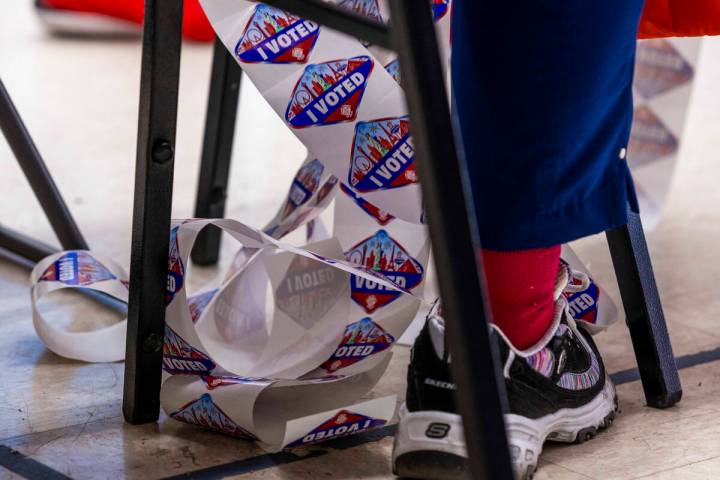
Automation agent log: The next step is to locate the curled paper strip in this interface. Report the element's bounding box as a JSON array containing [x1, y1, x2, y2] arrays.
[[202, 0, 427, 224], [30, 251, 128, 363], [159, 218, 428, 449]]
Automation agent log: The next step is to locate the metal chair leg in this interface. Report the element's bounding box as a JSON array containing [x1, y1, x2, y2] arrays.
[[606, 208, 682, 409], [0, 78, 88, 251], [191, 38, 242, 266], [388, 1, 514, 478], [122, 0, 184, 425]]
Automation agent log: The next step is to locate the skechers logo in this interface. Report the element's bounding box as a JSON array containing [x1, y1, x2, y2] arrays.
[[426, 423, 450, 439], [424, 378, 456, 390]]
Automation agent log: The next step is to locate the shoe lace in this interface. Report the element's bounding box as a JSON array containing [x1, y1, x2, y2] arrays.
[[563, 268, 591, 295]]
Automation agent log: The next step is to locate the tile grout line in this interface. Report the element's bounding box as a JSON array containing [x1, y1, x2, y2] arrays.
[[0, 445, 71, 480]]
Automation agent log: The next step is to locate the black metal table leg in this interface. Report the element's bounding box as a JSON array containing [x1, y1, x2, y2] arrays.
[[123, 0, 184, 425], [191, 38, 242, 266], [606, 208, 682, 409], [0, 78, 88, 251], [388, 1, 514, 478]]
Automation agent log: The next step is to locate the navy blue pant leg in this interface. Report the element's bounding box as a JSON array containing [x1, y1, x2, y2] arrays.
[[452, 0, 645, 250]]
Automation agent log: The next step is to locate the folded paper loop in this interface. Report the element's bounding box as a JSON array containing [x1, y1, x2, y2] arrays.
[[30, 251, 128, 363]]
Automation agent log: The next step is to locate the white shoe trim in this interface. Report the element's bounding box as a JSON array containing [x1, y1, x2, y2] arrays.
[[393, 378, 616, 480], [506, 376, 616, 479]]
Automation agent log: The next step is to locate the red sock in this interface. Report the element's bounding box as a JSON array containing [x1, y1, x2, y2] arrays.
[[45, 0, 215, 42], [480, 246, 561, 350]]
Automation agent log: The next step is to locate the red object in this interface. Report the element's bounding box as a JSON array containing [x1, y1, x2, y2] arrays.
[[480, 245, 561, 351], [639, 0, 720, 38], [44, 0, 215, 41]]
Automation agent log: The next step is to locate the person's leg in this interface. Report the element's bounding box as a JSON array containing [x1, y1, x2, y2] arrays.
[[37, 0, 214, 41], [481, 246, 561, 350], [393, 0, 645, 478]]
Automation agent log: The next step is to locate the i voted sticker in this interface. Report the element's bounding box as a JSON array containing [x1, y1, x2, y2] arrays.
[[345, 230, 424, 313], [322, 317, 394, 372], [286, 409, 386, 447], [166, 226, 184, 305], [163, 326, 216, 375], [286, 56, 374, 128], [235, 4, 319, 64], [39, 251, 116, 286], [171, 393, 255, 439], [349, 116, 417, 193]]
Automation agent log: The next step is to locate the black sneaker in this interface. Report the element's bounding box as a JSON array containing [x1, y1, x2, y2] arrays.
[[392, 266, 618, 480]]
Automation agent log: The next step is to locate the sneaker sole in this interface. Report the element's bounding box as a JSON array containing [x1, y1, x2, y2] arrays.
[[392, 406, 467, 479], [506, 376, 618, 479], [392, 378, 617, 480]]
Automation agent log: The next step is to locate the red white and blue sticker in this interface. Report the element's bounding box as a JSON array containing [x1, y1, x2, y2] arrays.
[[171, 393, 255, 439], [336, 0, 383, 47], [235, 4, 319, 64], [385, 59, 401, 85], [340, 183, 394, 226], [634, 39, 693, 99], [431, 0, 451, 21], [629, 106, 679, 166], [286, 409, 386, 447], [563, 281, 600, 325], [163, 326, 216, 375], [336, 0, 382, 22], [166, 226, 184, 305], [286, 56, 374, 129], [321, 317, 395, 372], [281, 159, 324, 220], [188, 289, 218, 324], [201, 374, 270, 390], [39, 251, 116, 286], [345, 230, 424, 313], [349, 116, 417, 192]]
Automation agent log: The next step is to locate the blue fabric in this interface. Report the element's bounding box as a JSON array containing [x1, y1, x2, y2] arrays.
[[452, 0, 644, 250]]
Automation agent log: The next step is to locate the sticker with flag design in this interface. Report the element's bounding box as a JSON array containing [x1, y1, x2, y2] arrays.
[[166, 226, 184, 305], [39, 251, 115, 286], [321, 317, 395, 372], [286, 409, 386, 447], [564, 281, 600, 325], [235, 4, 319, 64], [628, 106, 679, 167], [634, 39, 693, 99], [345, 230, 423, 313], [286, 56, 374, 128], [349, 116, 417, 192], [162, 326, 216, 375], [431, 0, 451, 21], [170, 393, 255, 439]]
